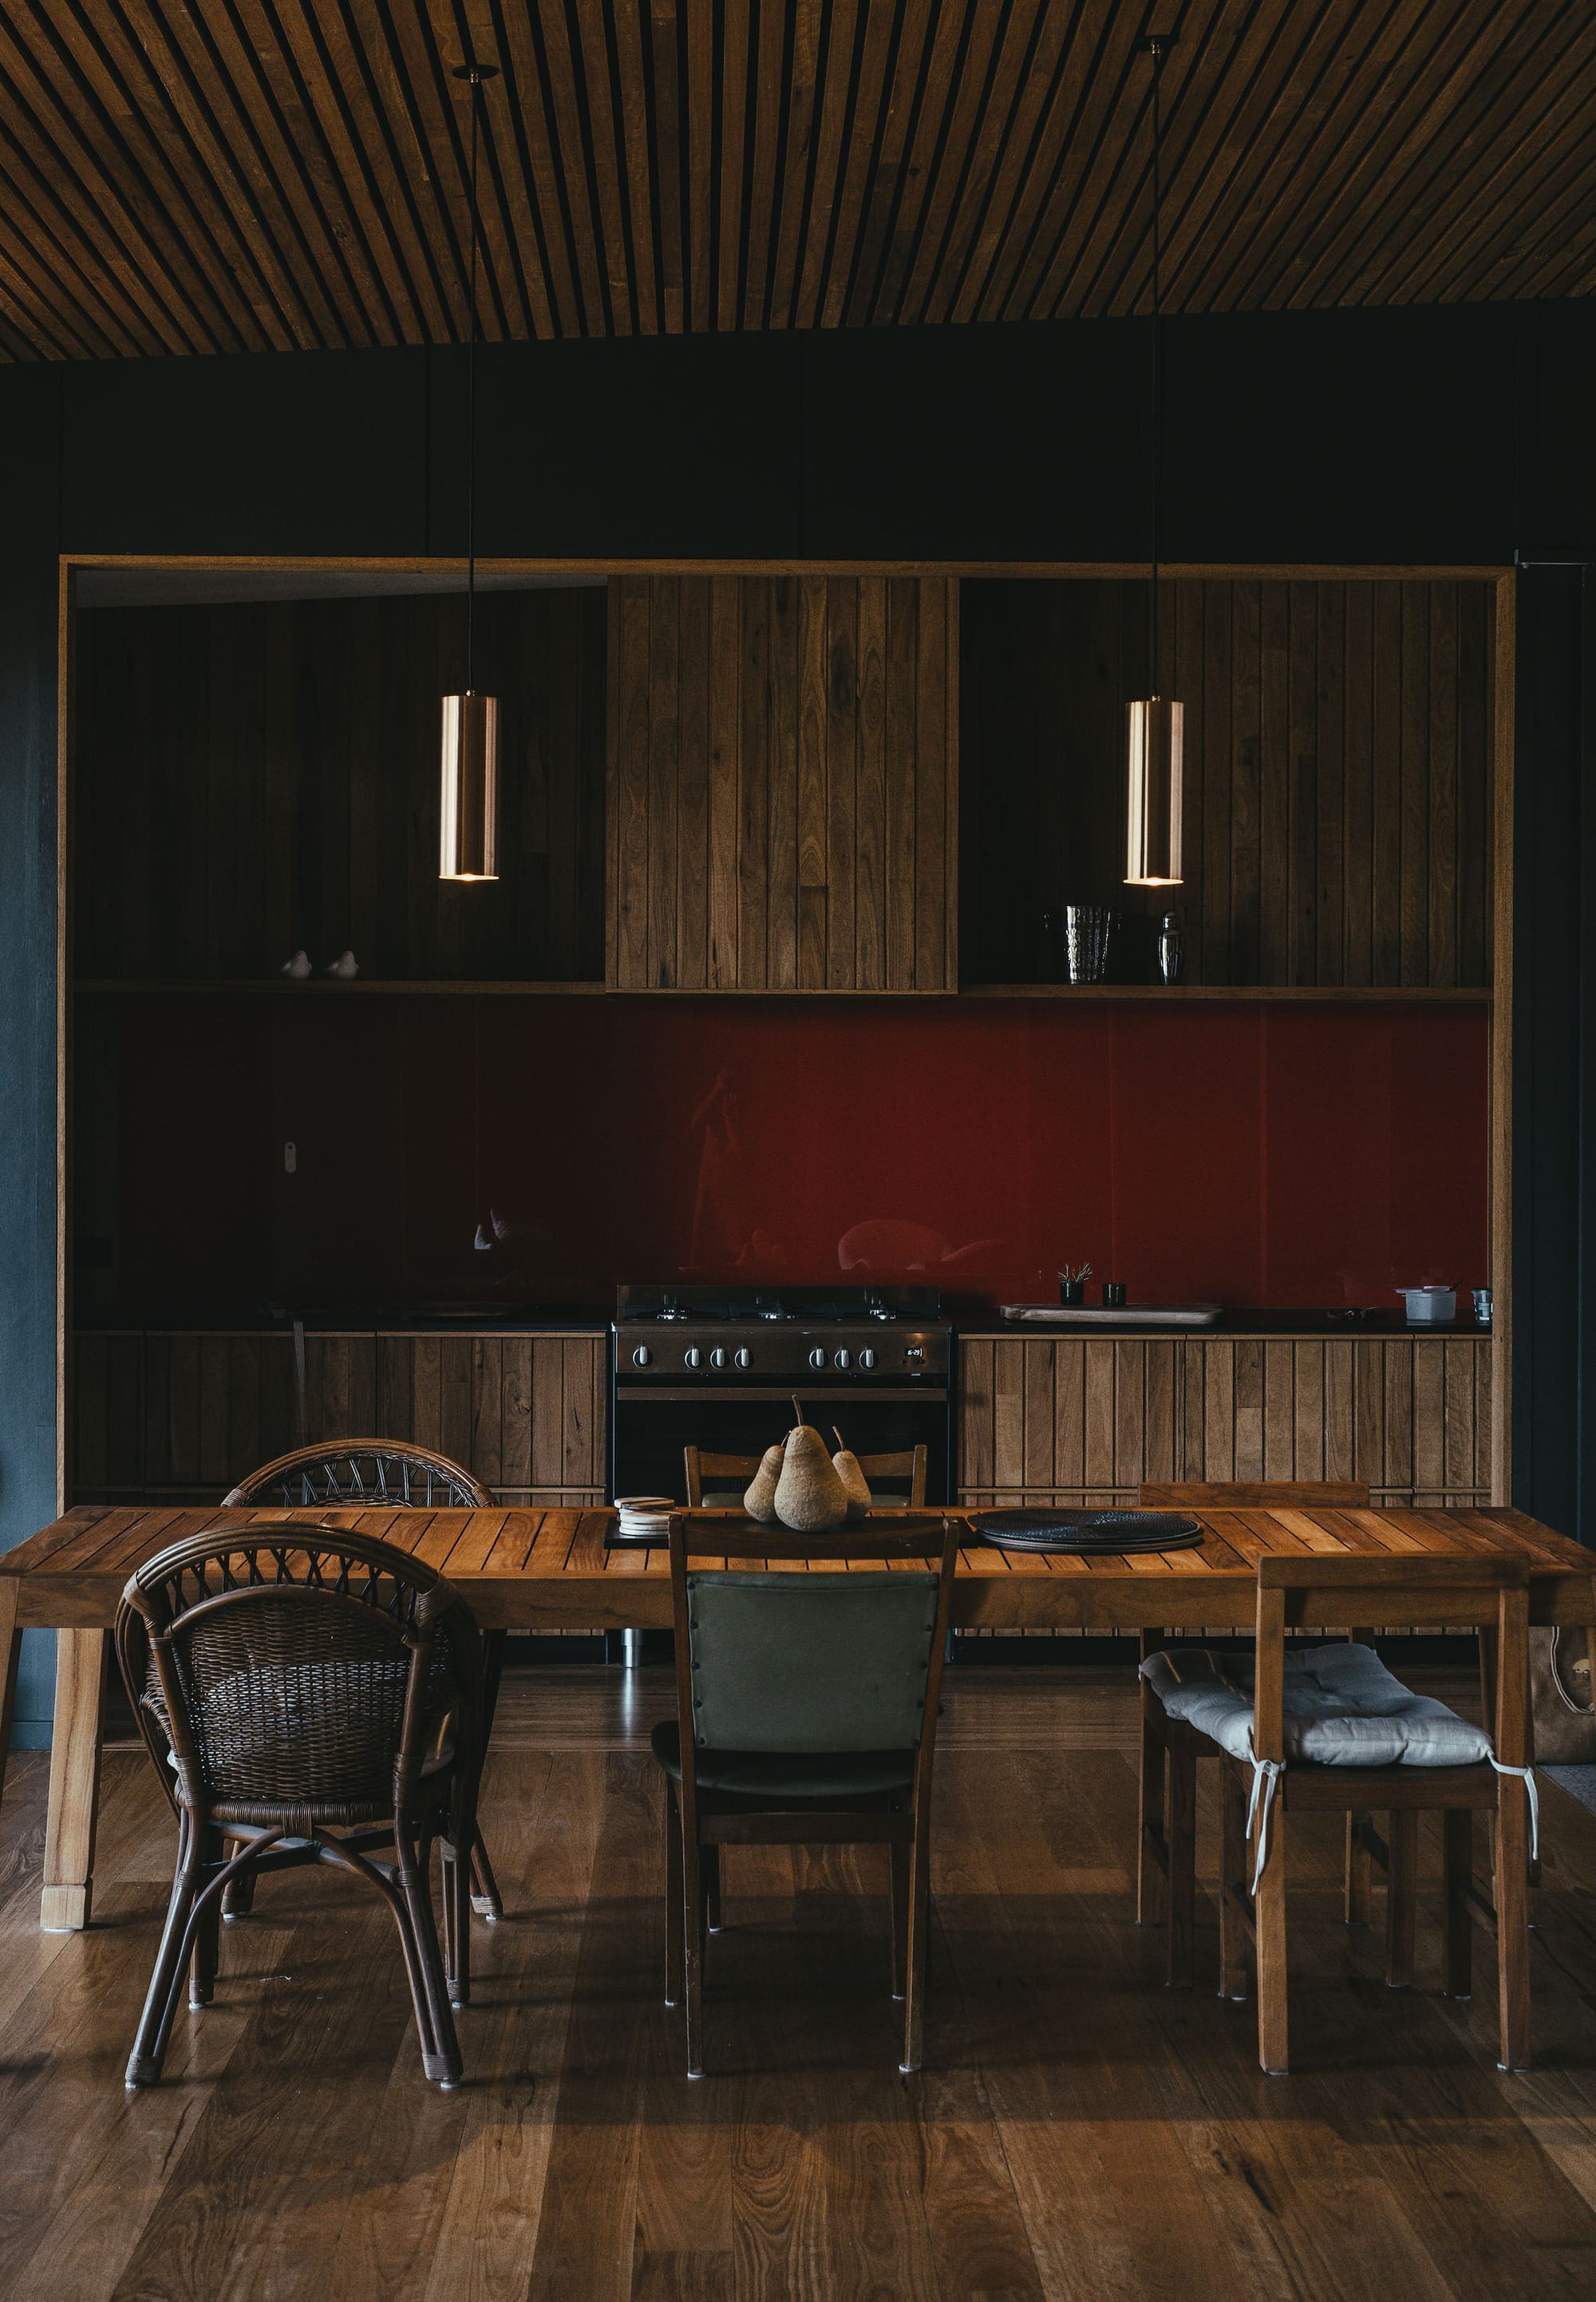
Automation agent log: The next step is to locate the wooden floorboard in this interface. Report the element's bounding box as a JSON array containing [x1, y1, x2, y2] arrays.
[[1, 1667, 1595, 2299]]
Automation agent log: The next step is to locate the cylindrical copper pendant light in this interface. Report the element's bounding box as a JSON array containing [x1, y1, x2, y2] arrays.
[[440, 61, 500, 884], [440, 691, 499, 878], [1124, 33, 1183, 891]]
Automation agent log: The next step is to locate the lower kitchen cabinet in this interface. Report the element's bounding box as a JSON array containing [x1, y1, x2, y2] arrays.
[[72, 1327, 609, 1509], [958, 1331, 1494, 1509]]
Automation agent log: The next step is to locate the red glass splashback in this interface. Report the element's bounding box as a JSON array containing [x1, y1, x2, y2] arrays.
[[95, 993, 1488, 1313]]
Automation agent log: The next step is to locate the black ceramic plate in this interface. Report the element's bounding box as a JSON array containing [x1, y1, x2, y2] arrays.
[[968, 1507, 1203, 1554]]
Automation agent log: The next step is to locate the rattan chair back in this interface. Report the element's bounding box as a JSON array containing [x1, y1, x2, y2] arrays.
[[117, 1527, 482, 1825], [223, 1441, 490, 1511]]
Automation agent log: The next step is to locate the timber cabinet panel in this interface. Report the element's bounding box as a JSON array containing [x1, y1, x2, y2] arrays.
[[73, 1329, 609, 1506], [74, 588, 607, 985], [960, 577, 1493, 988], [959, 1333, 1491, 1509], [606, 573, 958, 990]]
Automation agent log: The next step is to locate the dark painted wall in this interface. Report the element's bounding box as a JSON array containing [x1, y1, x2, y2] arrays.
[[2, 299, 1594, 1735]]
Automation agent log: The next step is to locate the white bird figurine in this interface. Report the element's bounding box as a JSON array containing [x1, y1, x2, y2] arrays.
[[279, 949, 312, 979], [326, 950, 359, 979]]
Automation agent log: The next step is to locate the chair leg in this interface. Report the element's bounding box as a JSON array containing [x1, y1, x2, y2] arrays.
[[664, 1782, 683, 2009], [1344, 1630, 1375, 1924], [440, 1823, 472, 2010], [468, 1827, 504, 1921], [1385, 1810, 1418, 1989], [890, 1840, 910, 2001], [395, 1825, 464, 2087], [1137, 1645, 1167, 1924], [127, 1811, 203, 2088], [1444, 1809, 1473, 1999], [1166, 1736, 1196, 1990], [222, 1836, 257, 1922], [901, 1821, 932, 2075], [683, 1825, 705, 2079], [1253, 1802, 1289, 2076], [189, 1825, 224, 2008], [704, 1843, 723, 1934], [1494, 1780, 1532, 2072], [1219, 1762, 1249, 2002]]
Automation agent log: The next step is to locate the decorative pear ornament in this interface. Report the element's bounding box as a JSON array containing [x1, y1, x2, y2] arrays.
[[773, 1402, 849, 1532], [742, 1442, 785, 1525], [832, 1425, 871, 1520]]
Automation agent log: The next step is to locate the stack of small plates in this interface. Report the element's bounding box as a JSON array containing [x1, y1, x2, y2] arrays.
[[614, 1496, 674, 1545]]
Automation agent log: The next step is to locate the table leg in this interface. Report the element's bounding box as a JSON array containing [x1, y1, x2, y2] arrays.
[[41, 1629, 109, 1932], [0, 1580, 21, 1812]]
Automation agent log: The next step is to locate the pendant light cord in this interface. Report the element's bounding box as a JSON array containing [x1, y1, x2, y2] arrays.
[[454, 60, 498, 690], [466, 68, 480, 694], [1148, 34, 1165, 695]]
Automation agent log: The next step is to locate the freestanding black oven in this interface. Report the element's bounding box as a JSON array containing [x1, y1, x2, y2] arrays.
[[610, 1284, 953, 1507]]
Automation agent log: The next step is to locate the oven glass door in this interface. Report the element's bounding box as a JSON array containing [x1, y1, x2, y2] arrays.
[[611, 1386, 950, 1507]]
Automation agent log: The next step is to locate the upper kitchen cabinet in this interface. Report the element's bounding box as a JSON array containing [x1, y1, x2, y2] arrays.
[[73, 583, 608, 987], [606, 574, 958, 991], [959, 576, 1496, 991]]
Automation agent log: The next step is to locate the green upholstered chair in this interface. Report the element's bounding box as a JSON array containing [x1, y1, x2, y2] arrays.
[[654, 1514, 959, 2077]]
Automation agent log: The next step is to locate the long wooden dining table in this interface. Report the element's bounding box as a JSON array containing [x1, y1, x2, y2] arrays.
[[2, 1498, 1591, 1932]]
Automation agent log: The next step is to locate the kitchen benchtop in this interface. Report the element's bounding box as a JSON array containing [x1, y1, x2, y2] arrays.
[[77, 1305, 1492, 1342], [954, 1308, 1494, 1340], [75, 1303, 613, 1335]]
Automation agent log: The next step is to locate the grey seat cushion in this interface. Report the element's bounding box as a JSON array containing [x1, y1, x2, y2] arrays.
[[1140, 1643, 1492, 1768], [650, 1719, 913, 1798]]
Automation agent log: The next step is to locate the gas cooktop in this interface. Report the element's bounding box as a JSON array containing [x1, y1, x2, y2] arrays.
[[613, 1284, 950, 1382], [616, 1284, 941, 1326]]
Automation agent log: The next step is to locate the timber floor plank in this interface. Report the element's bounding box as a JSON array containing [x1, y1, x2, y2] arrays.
[[1, 1667, 1595, 2299]]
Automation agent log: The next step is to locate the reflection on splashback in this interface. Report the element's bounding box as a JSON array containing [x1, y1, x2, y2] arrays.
[[86, 994, 1489, 1313]]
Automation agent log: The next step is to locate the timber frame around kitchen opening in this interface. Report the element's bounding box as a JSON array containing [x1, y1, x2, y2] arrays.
[[53, 555, 1518, 1517]]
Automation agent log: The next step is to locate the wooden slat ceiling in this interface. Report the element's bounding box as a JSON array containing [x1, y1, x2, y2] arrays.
[[1, 1, 1590, 362]]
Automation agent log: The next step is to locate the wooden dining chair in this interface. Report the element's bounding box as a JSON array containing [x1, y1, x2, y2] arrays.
[[222, 1440, 504, 1937], [116, 1524, 488, 2089], [683, 1442, 928, 1509], [1183, 1552, 1534, 2075], [654, 1513, 958, 2077], [1135, 1478, 1372, 1976]]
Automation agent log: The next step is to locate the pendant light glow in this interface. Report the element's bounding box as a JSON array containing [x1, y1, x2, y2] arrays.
[[1125, 697, 1184, 885], [1124, 33, 1183, 890], [440, 691, 499, 880], [440, 61, 500, 885]]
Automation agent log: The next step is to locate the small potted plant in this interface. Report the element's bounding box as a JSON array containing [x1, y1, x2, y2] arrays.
[[1057, 1262, 1092, 1306]]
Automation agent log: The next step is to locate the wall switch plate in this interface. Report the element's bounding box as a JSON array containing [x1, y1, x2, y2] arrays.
[[283, 1141, 297, 1173]]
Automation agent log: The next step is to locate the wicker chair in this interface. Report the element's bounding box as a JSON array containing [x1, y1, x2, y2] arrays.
[[223, 1441, 504, 1927], [116, 1525, 487, 2089], [222, 1440, 490, 1512]]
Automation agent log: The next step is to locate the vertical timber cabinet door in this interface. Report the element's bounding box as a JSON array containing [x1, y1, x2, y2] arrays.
[[606, 574, 958, 990], [958, 1333, 1491, 1509]]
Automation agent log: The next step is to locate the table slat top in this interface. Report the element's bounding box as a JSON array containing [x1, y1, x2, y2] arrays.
[[6, 1501, 1591, 1585]]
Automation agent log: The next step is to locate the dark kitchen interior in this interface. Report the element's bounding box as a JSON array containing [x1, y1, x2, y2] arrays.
[[2, 6, 1595, 2296]]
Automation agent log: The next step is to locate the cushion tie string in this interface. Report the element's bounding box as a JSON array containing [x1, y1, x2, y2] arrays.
[[1245, 1742, 1285, 1894], [1488, 1757, 1539, 1861]]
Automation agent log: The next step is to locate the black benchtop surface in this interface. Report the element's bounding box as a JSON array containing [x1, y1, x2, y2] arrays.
[[77, 1304, 1491, 1341]]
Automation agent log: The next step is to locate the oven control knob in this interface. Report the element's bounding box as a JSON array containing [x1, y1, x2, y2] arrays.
[[631, 1346, 652, 1368], [684, 1347, 703, 1369], [859, 1348, 877, 1370], [808, 1347, 827, 1370], [709, 1347, 728, 1369], [734, 1347, 752, 1369], [833, 1349, 851, 1371]]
